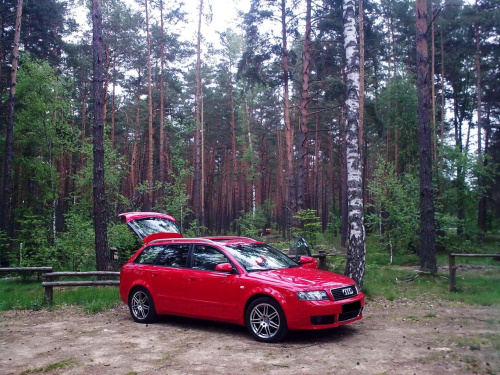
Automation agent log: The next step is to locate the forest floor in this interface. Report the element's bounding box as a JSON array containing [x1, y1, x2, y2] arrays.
[[1, 297, 499, 375]]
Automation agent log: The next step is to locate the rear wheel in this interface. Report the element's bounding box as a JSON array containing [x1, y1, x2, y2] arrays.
[[129, 287, 156, 323], [245, 297, 287, 343]]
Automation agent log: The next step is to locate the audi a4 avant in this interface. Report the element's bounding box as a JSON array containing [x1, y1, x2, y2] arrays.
[[119, 212, 365, 342]]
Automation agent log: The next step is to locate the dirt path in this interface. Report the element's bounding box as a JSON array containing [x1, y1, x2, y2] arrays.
[[1, 298, 498, 375]]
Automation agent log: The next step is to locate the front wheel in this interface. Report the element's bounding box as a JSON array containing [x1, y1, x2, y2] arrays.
[[129, 287, 156, 323], [245, 297, 287, 343]]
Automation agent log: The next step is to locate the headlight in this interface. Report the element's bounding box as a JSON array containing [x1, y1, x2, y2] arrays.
[[297, 290, 329, 301]]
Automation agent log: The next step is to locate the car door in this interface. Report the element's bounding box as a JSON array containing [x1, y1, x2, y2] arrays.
[[148, 244, 190, 314], [184, 245, 241, 322]]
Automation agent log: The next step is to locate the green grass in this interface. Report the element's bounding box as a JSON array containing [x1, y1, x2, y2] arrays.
[[0, 278, 120, 312], [328, 235, 500, 307], [19, 358, 77, 374]]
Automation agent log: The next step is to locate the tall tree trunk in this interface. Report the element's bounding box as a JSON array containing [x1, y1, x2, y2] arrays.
[[358, 0, 366, 205], [297, 0, 312, 213], [144, 0, 154, 211], [281, 0, 295, 234], [343, 0, 366, 287], [229, 59, 240, 232], [478, 104, 490, 231], [0, 0, 22, 265], [474, 3, 485, 232], [439, 28, 445, 195], [159, 0, 166, 187], [416, 0, 437, 273], [110, 71, 116, 149], [475, 2, 482, 157], [92, 0, 110, 271], [431, 3, 437, 163], [193, 0, 204, 231]]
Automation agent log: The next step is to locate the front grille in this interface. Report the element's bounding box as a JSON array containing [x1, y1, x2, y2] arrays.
[[338, 309, 361, 322], [331, 285, 358, 301]]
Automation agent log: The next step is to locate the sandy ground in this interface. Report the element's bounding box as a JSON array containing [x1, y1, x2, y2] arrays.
[[1, 297, 499, 375]]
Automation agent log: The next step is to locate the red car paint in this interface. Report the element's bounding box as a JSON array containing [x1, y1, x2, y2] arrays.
[[119, 227, 364, 342]]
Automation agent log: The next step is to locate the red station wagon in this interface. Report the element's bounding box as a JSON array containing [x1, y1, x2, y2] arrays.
[[119, 212, 365, 342]]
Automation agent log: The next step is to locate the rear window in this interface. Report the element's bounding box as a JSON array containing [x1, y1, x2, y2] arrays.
[[128, 217, 181, 239]]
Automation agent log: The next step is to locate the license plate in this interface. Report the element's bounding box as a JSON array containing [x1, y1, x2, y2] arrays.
[[342, 301, 361, 313]]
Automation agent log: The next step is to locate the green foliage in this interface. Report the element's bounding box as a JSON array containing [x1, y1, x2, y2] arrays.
[[438, 145, 499, 241], [54, 211, 95, 271], [154, 168, 193, 231], [293, 209, 321, 248], [108, 223, 139, 266], [236, 203, 273, 238], [367, 158, 419, 263], [378, 75, 419, 172], [0, 230, 9, 266], [72, 135, 128, 218], [11, 209, 53, 268], [184, 219, 209, 238]]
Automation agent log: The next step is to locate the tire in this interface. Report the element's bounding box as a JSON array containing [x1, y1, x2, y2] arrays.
[[129, 287, 156, 323], [245, 297, 287, 343]]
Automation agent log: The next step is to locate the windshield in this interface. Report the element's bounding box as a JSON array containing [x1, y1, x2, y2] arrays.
[[224, 243, 298, 272], [128, 217, 181, 239]]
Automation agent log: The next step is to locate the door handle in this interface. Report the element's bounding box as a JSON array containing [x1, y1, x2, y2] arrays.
[[152, 273, 158, 277], [188, 277, 196, 281]]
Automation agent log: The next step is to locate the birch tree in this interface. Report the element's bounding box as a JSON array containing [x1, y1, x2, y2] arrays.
[[342, 0, 366, 287]]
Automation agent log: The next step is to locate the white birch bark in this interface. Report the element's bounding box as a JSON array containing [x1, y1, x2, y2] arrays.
[[343, 0, 366, 287]]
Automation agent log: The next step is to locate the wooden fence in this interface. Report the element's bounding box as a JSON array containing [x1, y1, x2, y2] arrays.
[[42, 271, 120, 303], [449, 253, 499, 292], [0, 267, 53, 280]]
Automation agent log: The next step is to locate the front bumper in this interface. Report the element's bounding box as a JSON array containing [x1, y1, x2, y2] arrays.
[[285, 292, 365, 330]]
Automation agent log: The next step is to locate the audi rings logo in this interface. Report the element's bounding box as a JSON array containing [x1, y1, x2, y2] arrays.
[[342, 287, 354, 296]]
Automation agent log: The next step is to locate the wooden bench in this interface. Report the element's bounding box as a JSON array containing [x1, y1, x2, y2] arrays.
[[312, 251, 346, 270], [449, 253, 500, 291], [42, 271, 120, 303], [0, 267, 54, 280]]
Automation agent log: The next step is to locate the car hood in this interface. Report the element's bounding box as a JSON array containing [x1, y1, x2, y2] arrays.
[[244, 267, 356, 290]]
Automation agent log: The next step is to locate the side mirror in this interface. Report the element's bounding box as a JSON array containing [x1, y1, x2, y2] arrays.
[[215, 262, 234, 273], [294, 237, 312, 261], [298, 256, 318, 269]]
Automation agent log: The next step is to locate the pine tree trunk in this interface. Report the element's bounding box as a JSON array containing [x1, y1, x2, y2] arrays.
[[193, 0, 204, 231], [229, 63, 240, 232], [342, 0, 366, 287], [144, 0, 154, 211], [281, 0, 295, 234], [92, 0, 110, 271], [297, 0, 312, 213], [1, 0, 22, 247], [159, 0, 166, 187], [416, 0, 437, 273]]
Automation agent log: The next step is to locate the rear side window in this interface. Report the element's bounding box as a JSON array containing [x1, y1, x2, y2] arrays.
[[134, 246, 164, 265], [157, 244, 189, 268]]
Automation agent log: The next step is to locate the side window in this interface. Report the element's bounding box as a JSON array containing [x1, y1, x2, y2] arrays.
[[134, 246, 163, 265], [157, 244, 189, 268], [193, 245, 230, 271]]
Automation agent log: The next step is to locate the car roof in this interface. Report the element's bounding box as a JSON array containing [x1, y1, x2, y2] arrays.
[[144, 236, 263, 246], [203, 236, 263, 245], [119, 211, 178, 224]]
